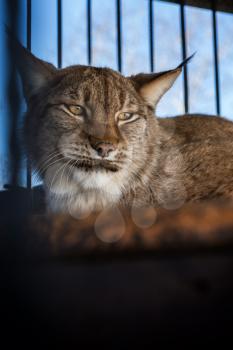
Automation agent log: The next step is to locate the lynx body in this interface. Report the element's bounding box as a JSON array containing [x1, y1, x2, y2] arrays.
[[16, 44, 233, 213]]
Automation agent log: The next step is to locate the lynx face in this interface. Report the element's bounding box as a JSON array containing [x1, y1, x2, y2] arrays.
[[27, 67, 154, 197], [18, 42, 182, 212]]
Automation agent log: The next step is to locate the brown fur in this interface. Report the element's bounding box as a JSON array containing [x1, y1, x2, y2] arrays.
[[16, 44, 233, 214]]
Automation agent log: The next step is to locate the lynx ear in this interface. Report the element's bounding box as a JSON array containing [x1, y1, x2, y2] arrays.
[[130, 54, 195, 108], [7, 32, 57, 102]]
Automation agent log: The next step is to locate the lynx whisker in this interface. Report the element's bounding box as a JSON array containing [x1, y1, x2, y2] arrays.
[[59, 158, 74, 189], [48, 160, 70, 194], [33, 156, 63, 183], [32, 151, 62, 181]]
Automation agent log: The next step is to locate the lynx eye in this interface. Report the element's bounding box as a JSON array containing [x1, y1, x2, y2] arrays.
[[67, 104, 84, 116], [118, 112, 134, 121]]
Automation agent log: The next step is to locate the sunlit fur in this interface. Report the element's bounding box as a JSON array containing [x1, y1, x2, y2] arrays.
[[20, 47, 233, 214], [24, 65, 161, 213]]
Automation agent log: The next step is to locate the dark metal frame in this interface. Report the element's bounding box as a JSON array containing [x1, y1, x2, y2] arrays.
[[149, 0, 154, 72], [180, 4, 189, 113], [212, 0, 220, 114], [57, 0, 62, 69], [26, 0, 31, 189], [116, 0, 122, 72]]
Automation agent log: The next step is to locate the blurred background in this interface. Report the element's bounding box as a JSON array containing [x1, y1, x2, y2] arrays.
[[0, 0, 233, 189]]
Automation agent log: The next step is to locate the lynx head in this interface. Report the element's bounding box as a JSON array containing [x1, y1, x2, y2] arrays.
[[16, 42, 184, 206]]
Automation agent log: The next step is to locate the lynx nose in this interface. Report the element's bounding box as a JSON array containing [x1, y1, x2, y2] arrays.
[[93, 142, 116, 158]]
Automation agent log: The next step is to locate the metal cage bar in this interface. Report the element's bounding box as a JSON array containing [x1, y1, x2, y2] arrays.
[[149, 0, 154, 72], [212, 0, 221, 114], [7, 0, 21, 187], [116, 0, 122, 72], [87, 0, 92, 65], [26, 0, 31, 189], [57, 0, 62, 69], [180, 3, 189, 113]]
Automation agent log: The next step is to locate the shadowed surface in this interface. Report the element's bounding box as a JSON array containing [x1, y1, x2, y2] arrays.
[[0, 189, 233, 346]]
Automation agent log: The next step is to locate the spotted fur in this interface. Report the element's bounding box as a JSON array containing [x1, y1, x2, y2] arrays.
[[17, 44, 233, 214]]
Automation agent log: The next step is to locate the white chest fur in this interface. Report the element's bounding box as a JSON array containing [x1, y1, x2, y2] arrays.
[[46, 169, 123, 214]]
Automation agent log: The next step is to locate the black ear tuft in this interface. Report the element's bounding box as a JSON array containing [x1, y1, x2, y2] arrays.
[[128, 53, 195, 108], [177, 52, 196, 69]]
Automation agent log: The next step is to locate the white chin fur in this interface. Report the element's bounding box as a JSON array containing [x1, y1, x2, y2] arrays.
[[44, 166, 126, 214], [46, 168, 124, 214], [73, 168, 121, 195]]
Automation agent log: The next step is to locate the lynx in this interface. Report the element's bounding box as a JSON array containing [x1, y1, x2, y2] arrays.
[[16, 42, 233, 214]]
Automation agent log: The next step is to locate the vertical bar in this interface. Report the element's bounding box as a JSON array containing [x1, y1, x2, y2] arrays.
[[26, 0, 31, 189], [180, 3, 189, 113], [116, 0, 122, 72], [57, 0, 62, 68], [149, 0, 154, 72], [212, 1, 220, 115], [87, 0, 92, 65], [26, 0, 31, 51], [7, 0, 21, 187]]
